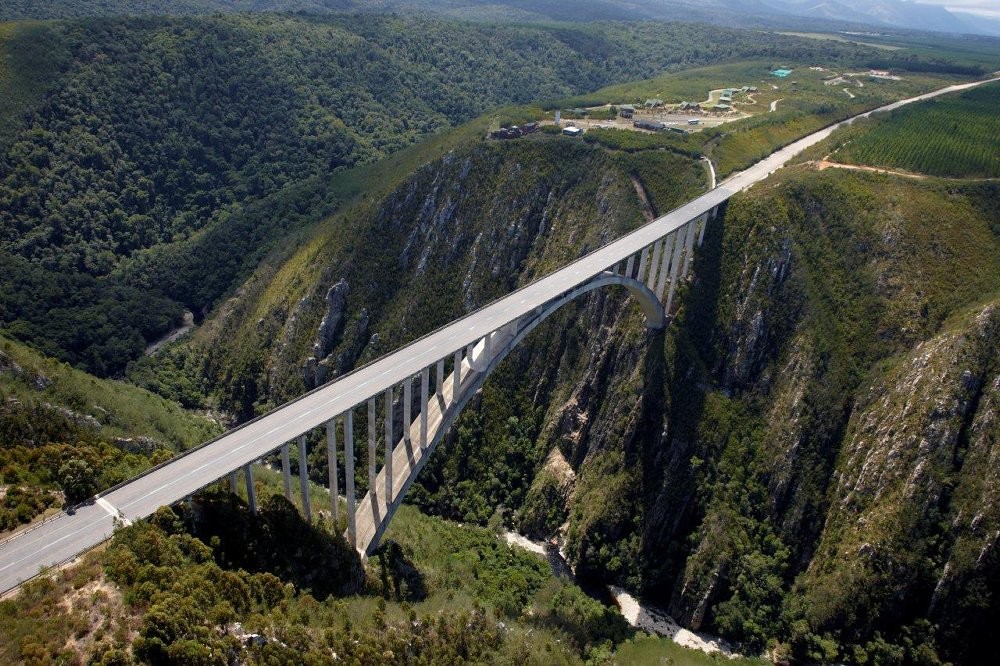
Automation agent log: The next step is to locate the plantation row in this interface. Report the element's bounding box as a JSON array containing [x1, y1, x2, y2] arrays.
[[836, 83, 1000, 178]]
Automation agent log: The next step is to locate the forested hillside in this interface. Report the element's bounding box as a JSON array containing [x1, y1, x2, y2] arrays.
[[0, 334, 220, 531], [0, 14, 871, 376]]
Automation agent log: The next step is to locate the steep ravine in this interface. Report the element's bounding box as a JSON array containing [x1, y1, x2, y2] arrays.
[[178, 142, 999, 661]]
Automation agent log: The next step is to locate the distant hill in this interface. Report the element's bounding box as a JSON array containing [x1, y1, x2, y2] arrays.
[[3, 0, 999, 36]]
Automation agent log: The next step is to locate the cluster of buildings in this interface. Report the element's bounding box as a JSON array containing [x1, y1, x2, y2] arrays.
[[490, 122, 540, 140]]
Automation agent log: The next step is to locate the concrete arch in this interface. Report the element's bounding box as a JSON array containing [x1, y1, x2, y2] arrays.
[[353, 272, 664, 555]]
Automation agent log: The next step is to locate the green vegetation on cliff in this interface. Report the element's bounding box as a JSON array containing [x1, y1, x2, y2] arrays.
[[0, 334, 220, 530]]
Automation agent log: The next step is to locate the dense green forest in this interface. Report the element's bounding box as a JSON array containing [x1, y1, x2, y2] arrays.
[[831, 82, 1000, 177], [0, 14, 884, 376]]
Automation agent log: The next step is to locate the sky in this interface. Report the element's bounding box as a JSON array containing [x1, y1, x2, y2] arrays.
[[915, 0, 1000, 19]]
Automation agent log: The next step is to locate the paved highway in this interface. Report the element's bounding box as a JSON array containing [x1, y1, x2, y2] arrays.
[[1, 75, 996, 594]]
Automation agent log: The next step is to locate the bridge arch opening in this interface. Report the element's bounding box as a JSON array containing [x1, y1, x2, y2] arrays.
[[356, 271, 664, 555]]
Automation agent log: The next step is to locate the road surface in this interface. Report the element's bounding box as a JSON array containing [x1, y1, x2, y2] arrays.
[[1, 75, 997, 595]]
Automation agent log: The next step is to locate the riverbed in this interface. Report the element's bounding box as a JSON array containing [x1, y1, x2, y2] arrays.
[[503, 530, 739, 658]]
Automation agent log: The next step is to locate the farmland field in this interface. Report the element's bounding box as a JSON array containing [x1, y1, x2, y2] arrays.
[[833, 82, 1000, 178]]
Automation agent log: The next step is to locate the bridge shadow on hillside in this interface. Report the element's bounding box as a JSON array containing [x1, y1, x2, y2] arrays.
[[370, 539, 428, 602], [635, 203, 727, 604], [180, 489, 364, 599]]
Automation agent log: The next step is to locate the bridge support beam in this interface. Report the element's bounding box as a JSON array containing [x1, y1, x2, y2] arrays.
[[453, 349, 462, 403], [281, 443, 292, 501], [327, 419, 338, 524], [345, 410, 356, 547], [666, 223, 686, 313], [244, 464, 257, 515], [420, 367, 429, 449], [636, 244, 650, 282], [697, 212, 709, 246], [646, 238, 664, 291], [625, 253, 635, 279], [656, 232, 674, 299], [298, 435, 311, 522], [384, 387, 393, 502], [403, 377, 412, 447], [367, 398, 376, 495], [228, 471, 239, 494], [436, 358, 444, 395], [683, 218, 696, 277]]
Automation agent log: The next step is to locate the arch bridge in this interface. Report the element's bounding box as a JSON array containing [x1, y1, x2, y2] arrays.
[[2, 77, 992, 591]]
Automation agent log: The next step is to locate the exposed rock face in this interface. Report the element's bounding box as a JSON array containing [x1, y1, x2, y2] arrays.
[[302, 279, 350, 388], [0, 350, 52, 390], [314, 279, 350, 360], [796, 303, 1000, 655]]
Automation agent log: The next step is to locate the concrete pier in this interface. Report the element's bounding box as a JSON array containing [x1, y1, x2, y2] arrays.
[[244, 464, 257, 515], [367, 398, 376, 492], [281, 443, 292, 501], [298, 435, 311, 521], [647, 238, 663, 291], [326, 419, 338, 523], [384, 387, 393, 501], [345, 410, 356, 547], [420, 367, 429, 449]]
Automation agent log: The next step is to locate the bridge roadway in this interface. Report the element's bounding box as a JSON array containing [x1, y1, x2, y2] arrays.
[[0, 76, 996, 594]]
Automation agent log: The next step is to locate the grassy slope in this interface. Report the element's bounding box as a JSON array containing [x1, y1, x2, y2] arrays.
[[1, 335, 219, 449]]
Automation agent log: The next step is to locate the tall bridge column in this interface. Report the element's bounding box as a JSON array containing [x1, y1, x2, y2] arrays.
[[402, 376, 412, 449], [697, 212, 709, 246], [636, 244, 651, 282], [656, 232, 675, 299], [367, 398, 377, 496], [384, 387, 393, 502], [453, 349, 463, 402], [345, 410, 356, 547], [420, 367, 429, 449], [326, 419, 338, 524], [683, 218, 696, 277], [228, 471, 239, 494], [244, 463, 257, 515], [646, 238, 664, 291], [281, 443, 292, 501], [665, 222, 686, 313], [436, 358, 444, 395], [298, 434, 311, 521]]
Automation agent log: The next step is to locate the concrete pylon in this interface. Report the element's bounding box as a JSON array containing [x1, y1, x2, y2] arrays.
[[280, 443, 292, 501], [326, 419, 338, 524], [683, 218, 696, 277], [244, 464, 257, 515], [367, 398, 376, 494], [665, 223, 686, 313], [384, 386, 393, 502], [656, 232, 675, 299], [298, 434, 311, 522], [646, 238, 663, 291], [344, 410, 356, 547]]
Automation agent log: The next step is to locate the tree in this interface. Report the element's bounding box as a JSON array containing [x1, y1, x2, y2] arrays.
[[57, 458, 97, 505]]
